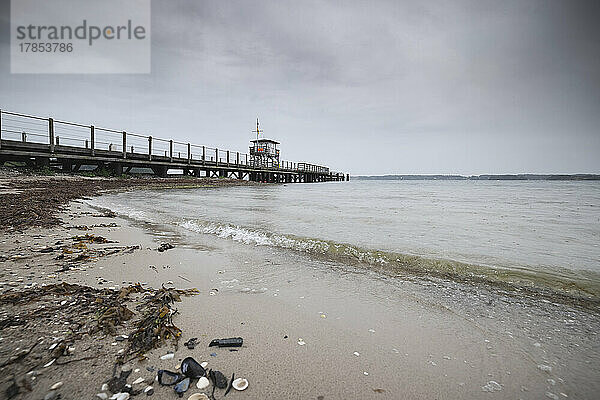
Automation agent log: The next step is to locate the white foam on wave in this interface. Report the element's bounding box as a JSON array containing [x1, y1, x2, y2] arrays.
[[178, 219, 330, 254]]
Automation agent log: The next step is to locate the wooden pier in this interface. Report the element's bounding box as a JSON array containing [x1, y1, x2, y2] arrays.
[[0, 110, 347, 183]]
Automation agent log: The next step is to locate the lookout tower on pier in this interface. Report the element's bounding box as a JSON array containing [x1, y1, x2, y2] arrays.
[[249, 118, 280, 168]]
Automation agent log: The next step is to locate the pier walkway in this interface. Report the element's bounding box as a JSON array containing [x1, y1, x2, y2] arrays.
[[0, 110, 347, 183]]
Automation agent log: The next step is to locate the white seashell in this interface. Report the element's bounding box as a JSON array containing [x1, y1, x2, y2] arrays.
[[101, 384, 109, 391], [297, 338, 305, 346], [144, 386, 153, 393], [188, 394, 209, 400], [96, 394, 108, 400], [160, 353, 174, 360], [353, 352, 360, 356], [132, 377, 144, 385], [200, 361, 208, 369], [109, 393, 129, 400], [51, 381, 63, 390], [43, 359, 56, 368], [196, 376, 210, 389], [232, 378, 249, 391]]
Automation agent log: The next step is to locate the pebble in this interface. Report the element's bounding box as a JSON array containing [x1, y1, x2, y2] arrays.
[[160, 353, 174, 360], [353, 352, 360, 356], [44, 391, 58, 400], [50, 381, 63, 390], [481, 381, 502, 392], [110, 393, 130, 400]]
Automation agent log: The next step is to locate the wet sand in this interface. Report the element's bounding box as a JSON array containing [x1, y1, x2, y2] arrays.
[[2, 199, 596, 399]]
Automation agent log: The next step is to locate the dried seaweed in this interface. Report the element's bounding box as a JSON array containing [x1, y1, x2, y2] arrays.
[[126, 285, 199, 357]]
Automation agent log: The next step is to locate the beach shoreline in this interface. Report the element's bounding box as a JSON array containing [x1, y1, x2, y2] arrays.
[[1, 169, 599, 399]]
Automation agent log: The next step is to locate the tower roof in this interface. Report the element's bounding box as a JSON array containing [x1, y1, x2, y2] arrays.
[[250, 138, 280, 144]]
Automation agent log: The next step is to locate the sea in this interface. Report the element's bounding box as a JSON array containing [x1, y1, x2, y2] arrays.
[[89, 179, 600, 300]]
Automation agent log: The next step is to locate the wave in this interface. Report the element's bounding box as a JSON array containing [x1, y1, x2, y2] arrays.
[[178, 219, 600, 306]]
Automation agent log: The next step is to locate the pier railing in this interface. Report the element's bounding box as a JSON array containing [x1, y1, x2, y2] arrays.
[[0, 109, 331, 173]]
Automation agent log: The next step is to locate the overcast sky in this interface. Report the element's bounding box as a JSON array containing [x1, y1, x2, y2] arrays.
[[1, 0, 599, 175]]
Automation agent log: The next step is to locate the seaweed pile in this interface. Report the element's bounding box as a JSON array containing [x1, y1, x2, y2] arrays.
[[0, 282, 198, 399], [126, 284, 199, 359]]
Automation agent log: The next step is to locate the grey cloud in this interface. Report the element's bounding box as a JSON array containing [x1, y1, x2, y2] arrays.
[[0, 0, 599, 174]]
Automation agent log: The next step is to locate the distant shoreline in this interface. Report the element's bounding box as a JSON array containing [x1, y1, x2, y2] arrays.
[[354, 174, 600, 181]]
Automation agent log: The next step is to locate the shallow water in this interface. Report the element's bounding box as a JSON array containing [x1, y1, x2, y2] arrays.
[[85, 180, 600, 398], [90, 180, 600, 298]]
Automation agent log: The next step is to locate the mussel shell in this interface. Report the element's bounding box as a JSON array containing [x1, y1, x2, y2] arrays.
[[174, 377, 191, 394], [157, 370, 181, 386], [181, 357, 206, 379], [210, 370, 228, 389]]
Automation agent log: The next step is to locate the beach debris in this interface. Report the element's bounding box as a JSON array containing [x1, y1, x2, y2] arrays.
[[184, 337, 199, 349], [127, 285, 199, 357], [196, 376, 210, 390], [157, 243, 174, 252], [44, 391, 58, 400], [174, 377, 191, 397], [297, 338, 306, 346], [225, 373, 235, 396], [50, 381, 63, 390], [232, 377, 249, 391], [108, 370, 132, 394], [209, 337, 243, 348], [158, 370, 181, 386], [132, 377, 145, 385], [209, 369, 228, 389], [43, 359, 56, 368], [538, 364, 552, 372], [181, 357, 207, 378], [188, 394, 210, 400], [160, 353, 175, 360], [481, 381, 503, 392]]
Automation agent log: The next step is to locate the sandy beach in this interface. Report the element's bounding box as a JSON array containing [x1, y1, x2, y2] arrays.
[[1, 171, 598, 400]]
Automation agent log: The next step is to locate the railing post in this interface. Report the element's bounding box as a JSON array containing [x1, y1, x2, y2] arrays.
[[55, 136, 60, 146], [85, 139, 88, 149], [148, 136, 152, 161], [187, 143, 191, 164], [169, 140, 173, 162], [22, 131, 27, 142], [49, 118, 55, 153], [245, 154, 248, 165], [202, 146, 205, 164], [0, 109, 2, 150], [122, 131, 127, 159], [90, 125, 95, 156], [216, 148, 219, 166], [226, 150, 230, 166], [236, 152, 239, 165]]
